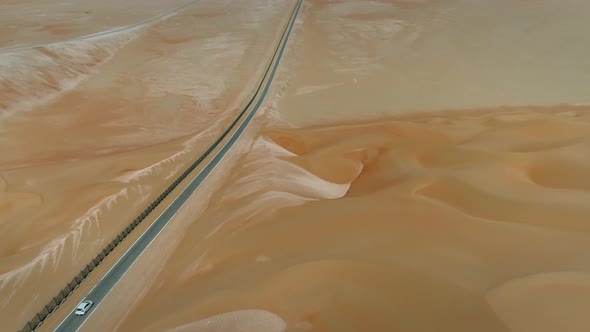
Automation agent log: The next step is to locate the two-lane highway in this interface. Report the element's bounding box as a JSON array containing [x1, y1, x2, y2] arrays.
[[54, 0, 303, 330]]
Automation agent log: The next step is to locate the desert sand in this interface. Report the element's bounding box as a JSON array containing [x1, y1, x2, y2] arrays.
[[91, 1, 590, 332], [0, 0, 292, 329], [0, 0, 195, 49], [3, 0, 590, 331], [106, 106, 590, 332]]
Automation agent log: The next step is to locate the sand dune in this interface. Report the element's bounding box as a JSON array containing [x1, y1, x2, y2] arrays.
[[114, 105, 590, 332], [166, 310, 287, 332], [487, 272, 590, 332], [0, 0, 292, 329], [4, 0, 590, 331], [0, 29, 139, 118], [81, 0, 590, 330]]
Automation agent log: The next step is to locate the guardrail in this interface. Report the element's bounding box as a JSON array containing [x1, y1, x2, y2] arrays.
[[19, 139, 217, 332], [17, 0, 301, 330]]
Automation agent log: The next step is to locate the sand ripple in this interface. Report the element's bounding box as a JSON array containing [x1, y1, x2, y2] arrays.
[[118, 105, 590, 331], [166, 310, 286, 332], [487, 272, 590, 332], [0, 29, 139, 120]]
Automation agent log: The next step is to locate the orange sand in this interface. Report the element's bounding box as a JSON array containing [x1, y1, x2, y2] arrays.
[[0, 0, 292, 329], [4, 0, 590, 331], [96, 0, 590, 330], [113, 106, 590, 332]]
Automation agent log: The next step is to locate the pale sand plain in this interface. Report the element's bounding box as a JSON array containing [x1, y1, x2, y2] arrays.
[[0, 0, 195, 49], [4, 0, 590, 331], [109, 0, 590, 331], [0, 0, 293, 329]]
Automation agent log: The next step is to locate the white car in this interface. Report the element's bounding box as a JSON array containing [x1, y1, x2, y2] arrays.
[[74, 300, 94, 316]]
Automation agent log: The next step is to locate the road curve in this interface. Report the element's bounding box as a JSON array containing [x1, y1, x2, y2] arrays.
[[54, 0, 303, 331]]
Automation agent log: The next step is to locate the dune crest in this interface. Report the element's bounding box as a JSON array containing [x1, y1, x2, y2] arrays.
[[166, 310, 287, 332], [0, 29, 139, 119], [487, 272, 590, 332], [0, 0, 295, 329], [116, 105, 590, 331]]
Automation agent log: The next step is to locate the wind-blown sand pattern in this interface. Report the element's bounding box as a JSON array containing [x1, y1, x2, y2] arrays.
[[0, 30, 139, 118], [113, 106, 590, 332], [166, 310, 287, 332], [4, 0, 590, 331], [111, 0, 590, 331], [0, 0, 195, 50], [0, 0, 292, 329], [277, 0, 590, 125]]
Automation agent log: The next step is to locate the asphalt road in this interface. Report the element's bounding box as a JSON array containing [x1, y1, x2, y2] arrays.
[[54, 0, 303, 330]]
